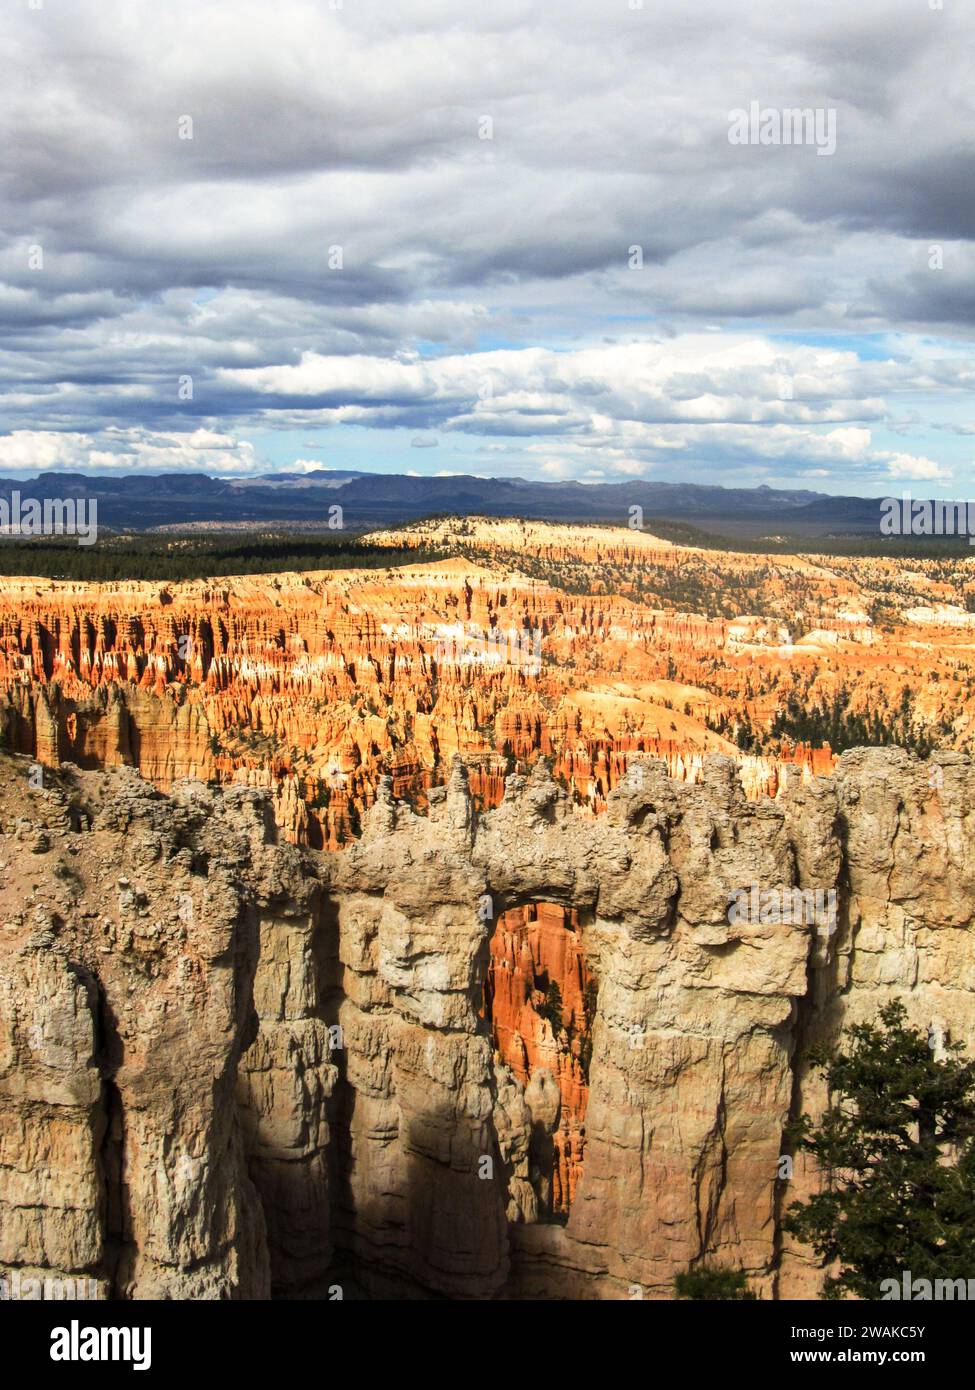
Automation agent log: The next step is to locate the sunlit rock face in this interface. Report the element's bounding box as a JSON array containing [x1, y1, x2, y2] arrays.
[[3, 745, 974, 1300], [2, 522, 969, 848], [486, 903, 594, 1217]]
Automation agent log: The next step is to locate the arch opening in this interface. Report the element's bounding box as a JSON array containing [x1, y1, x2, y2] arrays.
[[484, 901, 597, 1221]]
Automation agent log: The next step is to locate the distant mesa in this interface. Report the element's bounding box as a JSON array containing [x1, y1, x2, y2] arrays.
[[0, 468, 898, 537]]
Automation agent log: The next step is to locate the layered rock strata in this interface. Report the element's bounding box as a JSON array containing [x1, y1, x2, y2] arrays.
[[1, 745, 973, 1299]]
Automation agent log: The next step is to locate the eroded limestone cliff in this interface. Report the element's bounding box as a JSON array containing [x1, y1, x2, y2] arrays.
[[1, 744, 973, 1299]]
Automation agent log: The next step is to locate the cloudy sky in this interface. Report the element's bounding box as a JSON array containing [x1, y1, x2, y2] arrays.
[[1, 0, 973, 494]]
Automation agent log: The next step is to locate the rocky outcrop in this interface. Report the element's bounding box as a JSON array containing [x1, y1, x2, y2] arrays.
[[0, 755, 327, 1299], [2, 745, 974, 1299]]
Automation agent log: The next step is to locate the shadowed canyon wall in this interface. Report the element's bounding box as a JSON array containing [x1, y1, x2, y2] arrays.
[[2, 744, 973, 1298]]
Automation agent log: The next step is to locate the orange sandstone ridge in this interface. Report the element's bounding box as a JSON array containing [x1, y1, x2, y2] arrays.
[[2, 519, 974, 845]]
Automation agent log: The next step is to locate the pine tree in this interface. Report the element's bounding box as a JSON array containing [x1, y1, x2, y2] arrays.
[[541, 980, 564, 1034], [783, 1002, 975, 1299]]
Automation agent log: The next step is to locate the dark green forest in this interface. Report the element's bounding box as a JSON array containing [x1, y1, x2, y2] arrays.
[[708, 684, 946, 758], [0, 532, 446, 581]]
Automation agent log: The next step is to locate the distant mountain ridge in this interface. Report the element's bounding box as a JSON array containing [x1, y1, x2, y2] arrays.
[[0, 467, 898, 535]]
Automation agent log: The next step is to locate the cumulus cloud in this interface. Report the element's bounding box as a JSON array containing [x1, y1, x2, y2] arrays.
[[885, 453, 952, 482], [216, 337, 954, 484], [0, 0, 971, 488], [0, 427, 256, 474]]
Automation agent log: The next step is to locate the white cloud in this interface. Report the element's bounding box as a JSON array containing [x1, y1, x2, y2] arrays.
[[0, 427, 256, 474], [215, 339, 957, 484], [0, 431, 93, 471], [885, 453, 952, 481]]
